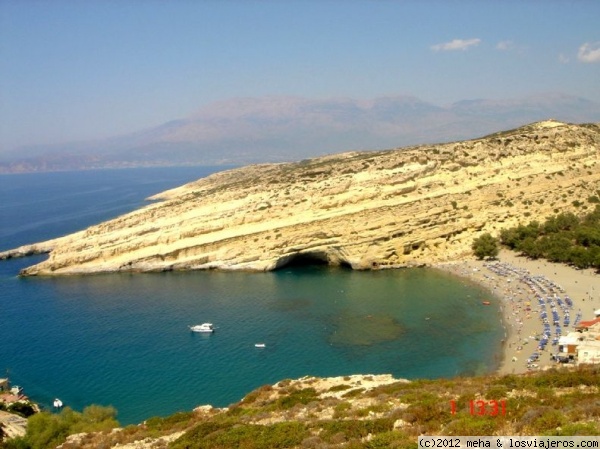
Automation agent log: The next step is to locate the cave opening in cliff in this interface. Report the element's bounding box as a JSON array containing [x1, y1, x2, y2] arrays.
[[275, 251, 352, 270], [278, 252, 329, 269]]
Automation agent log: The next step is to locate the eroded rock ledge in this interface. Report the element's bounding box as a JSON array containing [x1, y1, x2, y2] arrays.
[[2, 120, 599, 276]]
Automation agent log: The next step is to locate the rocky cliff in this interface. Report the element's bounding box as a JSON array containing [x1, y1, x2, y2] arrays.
[[2, 120, 599, 276]]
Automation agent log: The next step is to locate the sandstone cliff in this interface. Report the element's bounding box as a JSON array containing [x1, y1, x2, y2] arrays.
[[2, 120, 599, 276]]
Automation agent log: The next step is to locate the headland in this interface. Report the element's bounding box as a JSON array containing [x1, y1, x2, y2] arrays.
[[1, 120, 599, 276]]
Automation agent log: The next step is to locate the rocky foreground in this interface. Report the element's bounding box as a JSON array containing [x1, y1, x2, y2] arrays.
[[2, 120, 599, 276], [57, 368, 599, 448]]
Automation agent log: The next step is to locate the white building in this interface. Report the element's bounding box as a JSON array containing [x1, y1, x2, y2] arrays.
[[577, 340, 600, 365], [557, 333, 582, 356], [556, 323, 600, 366]]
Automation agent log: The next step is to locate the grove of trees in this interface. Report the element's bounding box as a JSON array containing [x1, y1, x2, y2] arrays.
[[499, 205, 600, 270]]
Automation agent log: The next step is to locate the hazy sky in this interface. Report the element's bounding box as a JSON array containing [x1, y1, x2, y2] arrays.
[[1, 0, 599, 152]]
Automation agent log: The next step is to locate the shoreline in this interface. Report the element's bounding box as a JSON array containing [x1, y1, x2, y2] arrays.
[[435, 249, 600, 375]]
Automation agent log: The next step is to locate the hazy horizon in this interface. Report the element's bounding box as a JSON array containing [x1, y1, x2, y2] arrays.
[[1, 1, 599, 154]]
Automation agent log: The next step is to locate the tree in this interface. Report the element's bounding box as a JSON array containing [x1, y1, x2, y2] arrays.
[[472, 233, 499, 260], [518, 236, 543, 259]]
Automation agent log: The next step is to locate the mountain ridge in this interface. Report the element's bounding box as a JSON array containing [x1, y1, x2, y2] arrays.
[[2, 93, 600, 173]]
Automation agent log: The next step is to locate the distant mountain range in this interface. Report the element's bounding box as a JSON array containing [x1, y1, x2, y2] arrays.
[[1, 92, 600, 173]]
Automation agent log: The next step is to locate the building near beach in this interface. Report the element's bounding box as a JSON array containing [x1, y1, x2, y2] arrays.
[[576, 317, 600, 331], [557, 321, 600, 366], [577, 340, 600, 365], [585, 321, 600, 333], [558, 333, 581, 356]]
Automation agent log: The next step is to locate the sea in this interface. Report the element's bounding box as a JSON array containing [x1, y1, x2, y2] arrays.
[[0, 167, 504, 425]]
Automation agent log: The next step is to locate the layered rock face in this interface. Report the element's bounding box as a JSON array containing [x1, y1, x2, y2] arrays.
[[2, 120, 599, 276]]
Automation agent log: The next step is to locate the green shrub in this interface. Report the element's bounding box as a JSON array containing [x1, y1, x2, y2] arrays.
[[328, 384, 351, 392], [0, 436, 30, 449], [484, 385, 508, 400], [333, 401, 352, 418], [274, 388, 318, 410], [144, 411, 195, 431], [446, 415, 498, 435], [22, 405, 118, 449], [532, 409, 565, 433], [7, 402, 36, 418], [321, 418, 394, 442], [405, 394, 445, 424], [342, 388, 365, 398], [472, 233, 499, 260], [172, 421, 308, 449]]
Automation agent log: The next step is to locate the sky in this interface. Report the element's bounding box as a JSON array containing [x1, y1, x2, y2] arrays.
[[1, 0, 599, 153]]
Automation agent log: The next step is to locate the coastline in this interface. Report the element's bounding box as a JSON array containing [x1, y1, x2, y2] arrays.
[[436, 249, 600, 375]]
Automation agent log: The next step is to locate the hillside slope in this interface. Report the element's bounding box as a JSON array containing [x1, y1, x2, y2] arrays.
[[2, 120, 599, 276], [56, 367, 600, 448]]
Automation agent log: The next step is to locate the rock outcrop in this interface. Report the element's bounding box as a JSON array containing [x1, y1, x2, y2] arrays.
[[2, 120, 599, 276]]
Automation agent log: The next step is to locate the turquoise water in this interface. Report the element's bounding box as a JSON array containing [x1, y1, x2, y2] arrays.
[[0, 168, 503, 425]]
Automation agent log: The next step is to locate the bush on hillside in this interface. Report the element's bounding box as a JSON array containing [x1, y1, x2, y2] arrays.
[[472, 233, 499, 260], [9, 405, 118, 449], [6, 402, 36, 418]]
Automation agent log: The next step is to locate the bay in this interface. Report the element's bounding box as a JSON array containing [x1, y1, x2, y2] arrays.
[[0, 167, 503, 425]]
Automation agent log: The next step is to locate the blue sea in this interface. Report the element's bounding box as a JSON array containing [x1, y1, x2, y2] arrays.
[[0, 167, 503, 425]]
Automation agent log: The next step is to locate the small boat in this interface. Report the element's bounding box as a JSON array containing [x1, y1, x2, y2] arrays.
[[254, 343, 266, 348], [482, 301, 491, 305], [53, 398, 63, 408], [189, 323, 214, 333]]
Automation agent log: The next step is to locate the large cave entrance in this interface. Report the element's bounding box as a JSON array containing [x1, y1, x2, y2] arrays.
[[279, 252, 328, 268], [274, 251, 353, 270]]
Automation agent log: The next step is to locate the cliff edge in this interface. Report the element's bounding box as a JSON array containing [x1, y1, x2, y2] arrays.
[[2, 120, 599, 276]]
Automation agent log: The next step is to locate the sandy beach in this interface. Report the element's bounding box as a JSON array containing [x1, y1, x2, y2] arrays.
[[436, 249, 600, 375]]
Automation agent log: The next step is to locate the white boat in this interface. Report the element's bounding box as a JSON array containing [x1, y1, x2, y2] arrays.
[[189, 323, 214, 333], [254, 343, 266, 348], [53, 398, 63, 408]]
